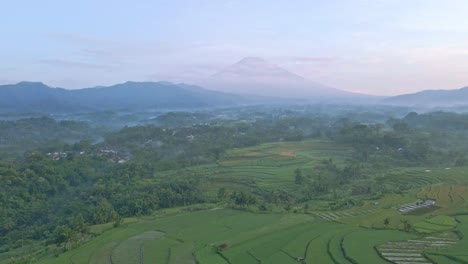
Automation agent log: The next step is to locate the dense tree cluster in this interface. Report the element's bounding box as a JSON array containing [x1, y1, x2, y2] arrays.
[[0, 117, 101, 159]]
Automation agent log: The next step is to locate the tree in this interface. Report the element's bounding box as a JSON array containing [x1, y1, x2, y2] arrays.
[[401, 219, 411, 232], [455, 157, 467, 166], [384, 218, 390, 227], [217, 187, 226, 200], [52, 225, 78, 250], [230, 191, 256, 207], [392, 122, 410, 133], [92, 198, 118, 224], [71, 214, 88, 234], [113, 215, 124, 228], [294, 168, 304, 184]]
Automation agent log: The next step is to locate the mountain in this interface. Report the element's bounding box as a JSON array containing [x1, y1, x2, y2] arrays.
[[71, 81, 244, 110], [0, 58, 382, 113], [384, 86, 468, 106], [198, 57, 373, 101], [210, 57, 305, 83], [0, 82, 75, 112], [0, 81, 245, 113]]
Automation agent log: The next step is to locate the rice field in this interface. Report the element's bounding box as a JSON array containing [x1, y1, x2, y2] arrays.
[[171, 139, 355, 196], [31, 140, 468, 263], [38, 209, 417, 264], [377, 231, 459, 264], [416, 185, 468, 215], [312, 208, 379, 221], [413, 215, 458, 233], [426, 215, 468, 263], [36, 207, 468, 264]]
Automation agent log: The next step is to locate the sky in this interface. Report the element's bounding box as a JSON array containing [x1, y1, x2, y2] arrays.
[[2, 0, 468, 95]]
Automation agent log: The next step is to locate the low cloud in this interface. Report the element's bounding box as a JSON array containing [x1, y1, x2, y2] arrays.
[[292, 57, 336, 63], [145, 63, 223, 83], [39, 59, 114, 70], [0, 79, 15, 85]]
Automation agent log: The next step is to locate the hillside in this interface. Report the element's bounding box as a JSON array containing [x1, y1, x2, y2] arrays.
[[384, 86, 468, 106], [0, 81, 245, 113]]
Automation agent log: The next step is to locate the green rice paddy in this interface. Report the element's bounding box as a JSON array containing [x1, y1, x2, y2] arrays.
[[35, 140, 468, 263]]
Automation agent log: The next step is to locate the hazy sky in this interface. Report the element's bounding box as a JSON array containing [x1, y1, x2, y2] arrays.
[[2, 0, 468, 95]]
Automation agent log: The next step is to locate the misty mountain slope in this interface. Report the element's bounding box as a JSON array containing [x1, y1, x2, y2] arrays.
[[0, 82, 79, 112], [72, 81, 244, 110], [384, 86, 468, 106], [0, 81, 246, 113], [210, 57, 305, 82], [198, 57, 373, 101]]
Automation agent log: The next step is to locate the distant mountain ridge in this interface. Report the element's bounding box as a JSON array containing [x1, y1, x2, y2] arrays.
[[0, 57, 386, 113], [0, 81, 245, 113], [0, 82, 74, 112], [384, 86, 468, 106], [198, 57, 373, 101], [210, 57, 305, 82]]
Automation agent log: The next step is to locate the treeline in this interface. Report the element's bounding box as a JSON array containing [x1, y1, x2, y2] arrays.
[[332, 112, 468, 166], [0, 153, 202, 252], [0, 117, 102, 159], [102, 117, 316, 168], [402, 111, 468, 130]]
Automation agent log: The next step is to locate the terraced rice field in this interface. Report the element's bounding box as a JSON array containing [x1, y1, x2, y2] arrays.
[[416, 185, 468, 215], [31, 140, 468, 264], [414, 215, 458, 233], [312, 208, 379, 221], [399, 199, 435, 213], [377, 232, 459, 264], [38, 209, 419, 264], [172, 140, 354, 195], [43, 208, 468, 264], [425, 215, 468, 263]]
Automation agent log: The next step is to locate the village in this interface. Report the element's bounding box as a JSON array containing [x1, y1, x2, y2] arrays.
[[46, 147, 130, 163]]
